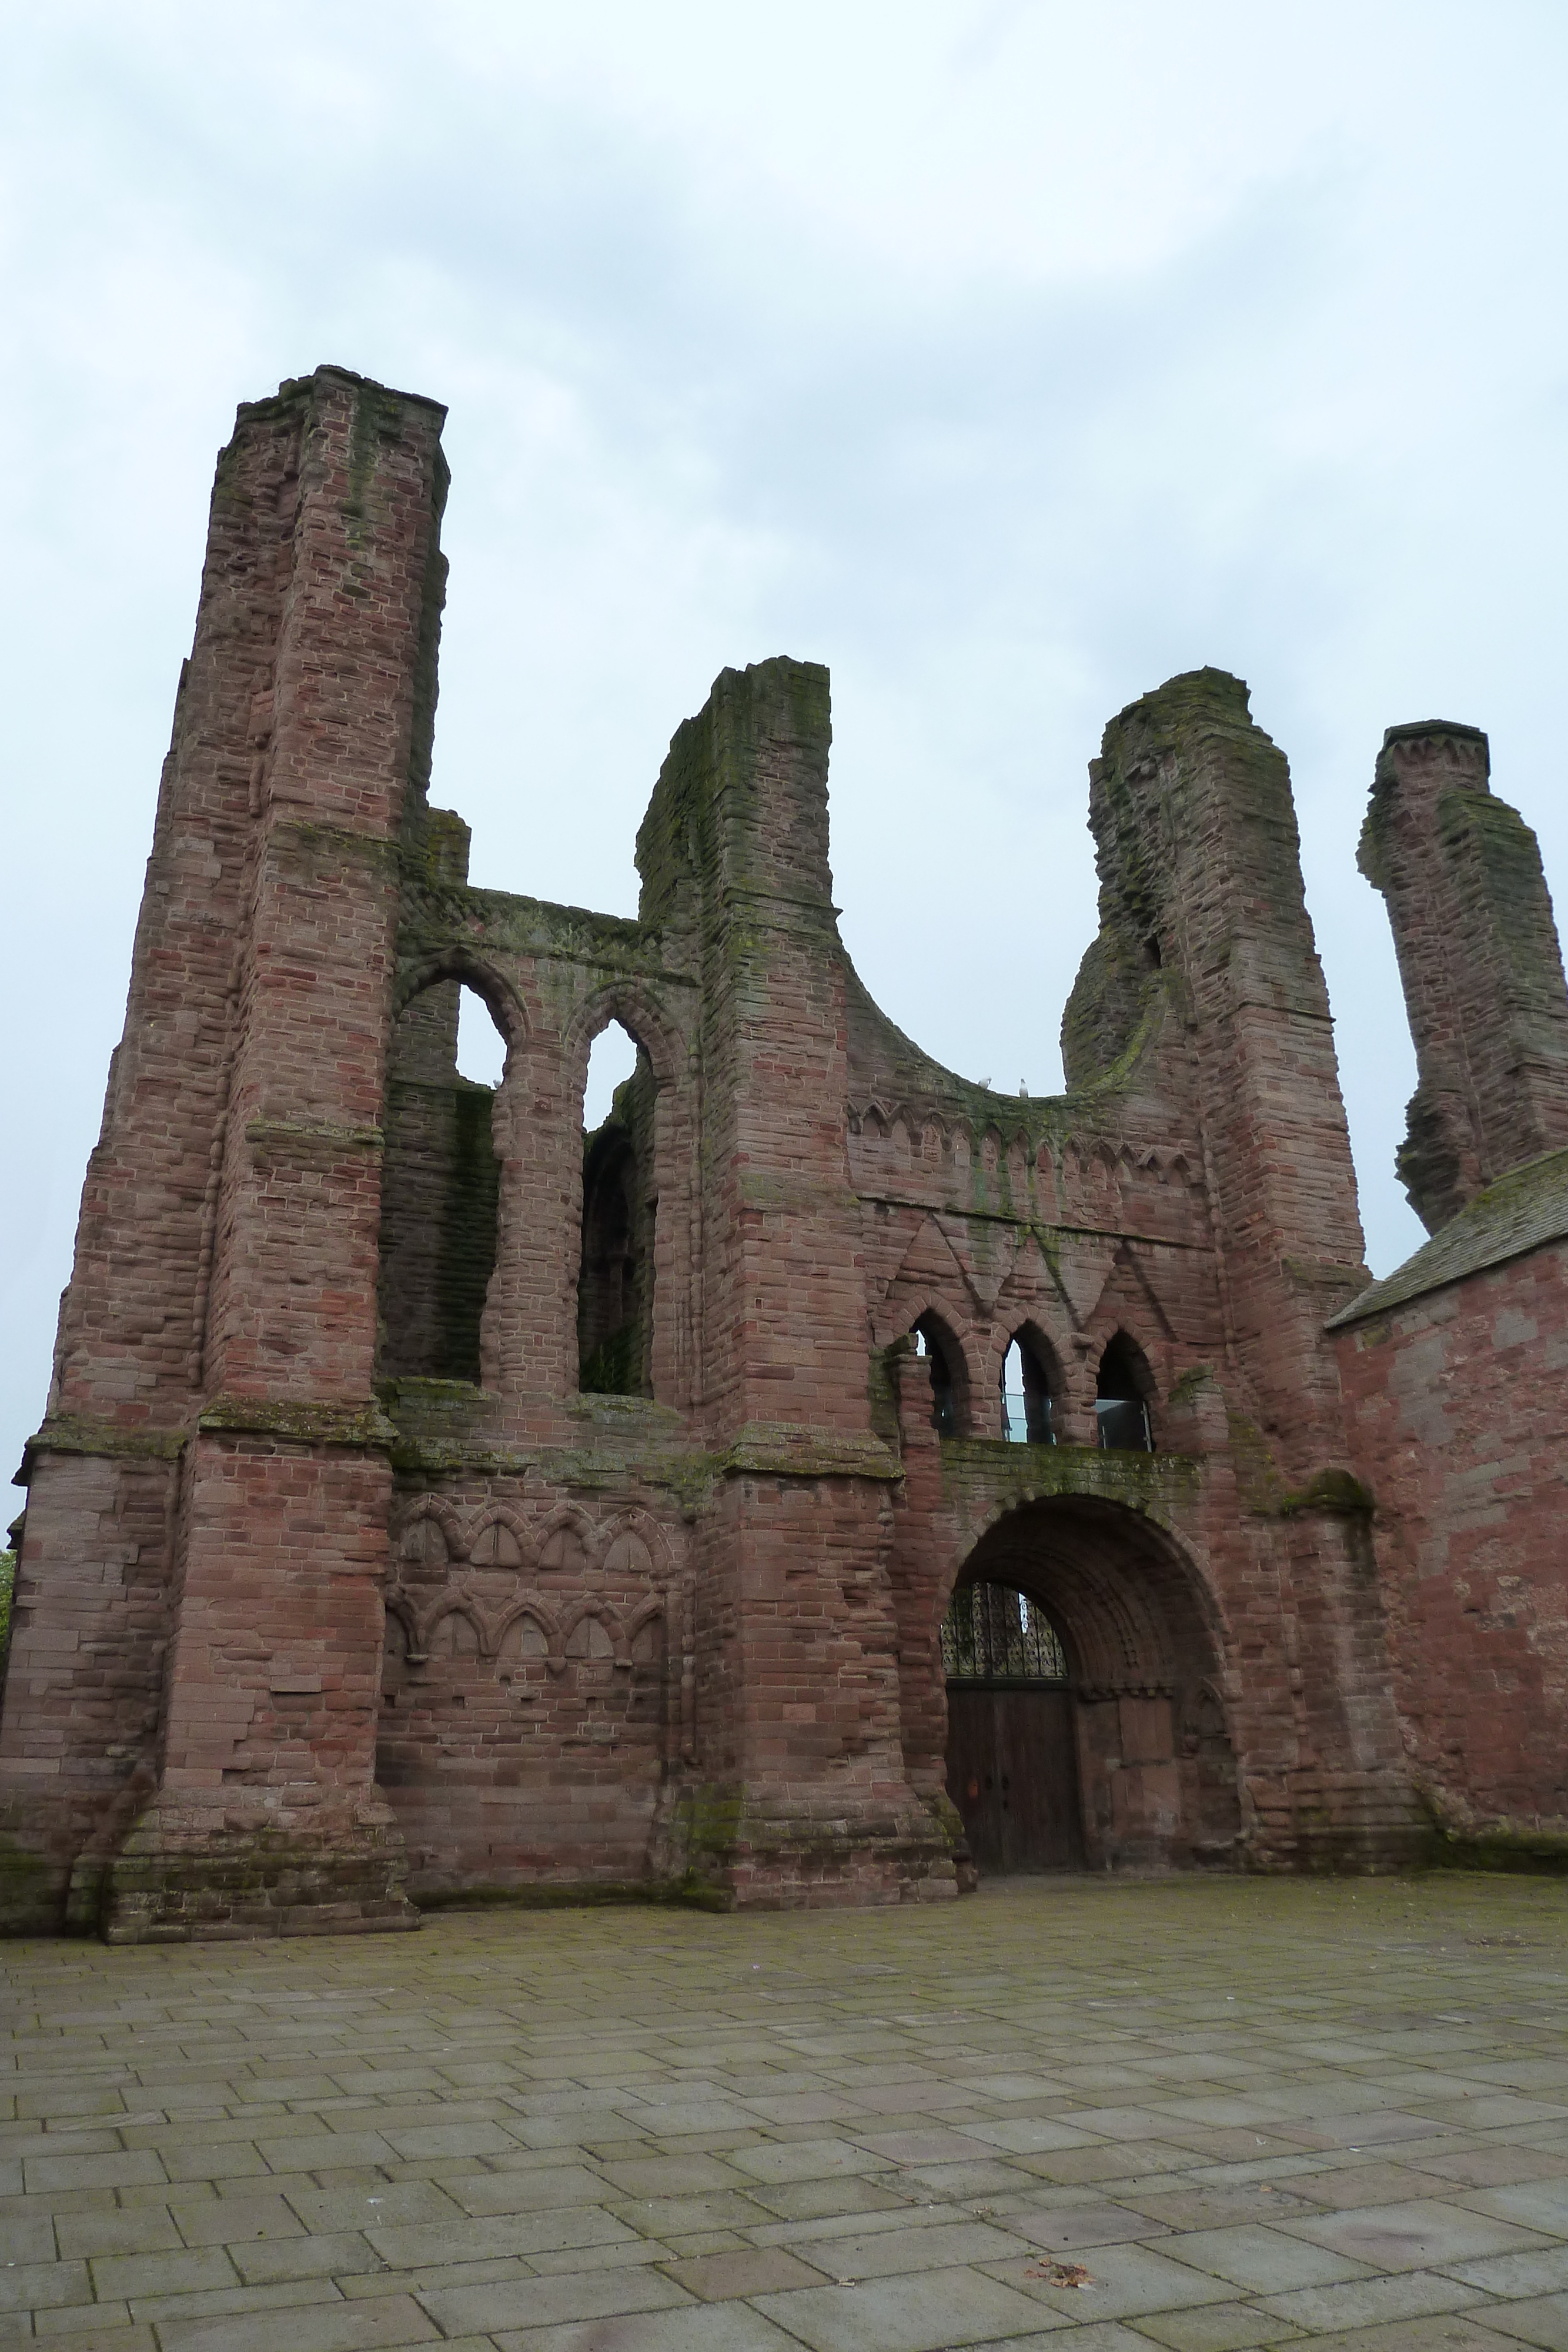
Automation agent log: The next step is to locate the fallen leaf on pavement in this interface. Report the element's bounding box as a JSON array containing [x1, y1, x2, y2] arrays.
[[1027, 2260, 1094, 2288]]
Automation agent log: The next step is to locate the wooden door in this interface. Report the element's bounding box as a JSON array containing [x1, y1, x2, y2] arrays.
[[996, 1689, 1084, 1869], [947, 1688, 1004, 1869], [946, 1688, 1085, 1872]]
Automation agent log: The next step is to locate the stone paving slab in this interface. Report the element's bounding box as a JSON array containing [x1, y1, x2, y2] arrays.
[[1, 1874, 1566, 2347]]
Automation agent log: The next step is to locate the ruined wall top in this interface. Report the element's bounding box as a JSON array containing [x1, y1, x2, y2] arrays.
[[635, 657, 834, 934], [1359, 718, 1568, 1233]]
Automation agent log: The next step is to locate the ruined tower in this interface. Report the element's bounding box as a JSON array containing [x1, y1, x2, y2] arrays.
[[1331, 733, 1568, 1857], [14, 368, 1515, 1942], [1, 369, 449, 1933], [1358, 721, 1568, 1232]]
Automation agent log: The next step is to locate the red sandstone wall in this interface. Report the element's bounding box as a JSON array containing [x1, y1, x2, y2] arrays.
[[378, 1491, 675, 1892], [4, 375, 1457, 1935], [0, 369, 450, 1936], [1359, 724, 1568, 1233], [1336, 1242, 1568, 1836], [844, 670, 1415, 1870]]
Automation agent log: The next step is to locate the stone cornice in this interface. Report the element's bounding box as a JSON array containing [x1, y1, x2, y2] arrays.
[[15, 1415, 189, 1486], [196, 1396, 399, 1449]]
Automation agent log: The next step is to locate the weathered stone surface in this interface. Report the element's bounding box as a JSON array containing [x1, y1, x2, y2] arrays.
[[1359, 720, 1568, 1233], [8, 366, 1566, 1937], [1329, 740, 1568, 1869], [2, 1877, 1566, 2352], [1332, 1155, 1568, 1863]]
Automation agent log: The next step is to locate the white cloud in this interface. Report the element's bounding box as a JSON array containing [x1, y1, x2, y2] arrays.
[[3, 0, 1566, 1484]]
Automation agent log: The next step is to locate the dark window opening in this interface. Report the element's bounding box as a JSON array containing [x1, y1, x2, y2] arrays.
[[1000, 1334, 1057, 1445], [942, 1581, 1068, 1682], [579, 1021, 657, 1396], [377, 981, 503, 1384], [1096, 1332, 1154, 1452], [913, 1315, 958, 1436]]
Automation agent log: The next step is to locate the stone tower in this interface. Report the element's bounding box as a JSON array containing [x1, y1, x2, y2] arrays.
[[1358, 721, 1568, 1232], [1, 368, 449, 1934]]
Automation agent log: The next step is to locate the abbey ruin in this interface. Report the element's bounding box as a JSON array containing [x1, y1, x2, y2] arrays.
[[3, 365, 1564, 1940]]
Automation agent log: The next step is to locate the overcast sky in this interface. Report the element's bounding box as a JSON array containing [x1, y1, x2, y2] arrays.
[[4, 2, 1567, 1491]]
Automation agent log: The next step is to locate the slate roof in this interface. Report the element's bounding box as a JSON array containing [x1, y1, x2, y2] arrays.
[[1328, 1145, 1568, 1329]]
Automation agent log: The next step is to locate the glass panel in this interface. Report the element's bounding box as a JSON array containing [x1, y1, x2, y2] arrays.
[[1002, 1383, 1055, 1444], [941, 1581, 1068, 1681], [1096, 1396, 1152, 1452]]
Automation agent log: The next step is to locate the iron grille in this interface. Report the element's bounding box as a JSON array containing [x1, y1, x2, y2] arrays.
[[941, 1581, 1068, 1682]]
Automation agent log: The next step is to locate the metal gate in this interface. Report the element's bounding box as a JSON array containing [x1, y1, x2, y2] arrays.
[[942, 1581, 1085, 1872]]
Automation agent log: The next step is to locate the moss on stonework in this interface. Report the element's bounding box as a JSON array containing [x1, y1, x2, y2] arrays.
[[197, 1396, 397, 1449], [102, 1819, 419, 1942], [718, 1425, 902, 1481], [660, 1788, 951, 1897], [20, 1418, 188, 1481], [1224, 1411, 1289, 1516], [1062, 666, 1312, 1098], [940, 1438, 1202, 1512], [1439, 784, 1558, 990], [664, 1785, 749, 1901], [382, 1405, 721, 1516], [343, 379, 402, 535], [1415, 1789, 1568, 1877], [1061, 929, 1162, 1093], [1278, 1467, 1375, 1518], [403, 468, 449, 821], [0, 1838, 60, 1936], [633, 658, 833, 934], [244, 1116, 384, 1158], [925, 1787, 966, 1851]]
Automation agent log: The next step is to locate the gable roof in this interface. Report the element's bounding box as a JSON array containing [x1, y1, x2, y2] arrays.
[[1328, 1146, 1568, 1329]]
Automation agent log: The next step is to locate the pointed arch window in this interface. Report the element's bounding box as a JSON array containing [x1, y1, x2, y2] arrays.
[[1096, 1332, 1154, 1452], [1000, 1333, 1057, 1444], [913, 1315, 959, 1437], [579, 1020, 657, 1396], [377, 979, 505, 1384]]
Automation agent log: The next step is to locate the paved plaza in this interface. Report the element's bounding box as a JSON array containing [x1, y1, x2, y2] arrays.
[[2, 1875, 1567, 2351]]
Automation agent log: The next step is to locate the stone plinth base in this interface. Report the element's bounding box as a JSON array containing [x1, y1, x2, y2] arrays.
[[93, 1803, 419, 1944], [1246, 1769, 1433, 1873], [662, 1785, 959, 1910]]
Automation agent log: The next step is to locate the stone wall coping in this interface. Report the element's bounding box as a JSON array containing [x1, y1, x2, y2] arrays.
[[1328, 1145, 1568, 1329], [16, 1416, 190, 1485], [196, 1396, 400, 1449], [717, 1424, 903, 1482]]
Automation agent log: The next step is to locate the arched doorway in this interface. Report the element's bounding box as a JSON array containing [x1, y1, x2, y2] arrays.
[[941, 1495, 1242, 1873]]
